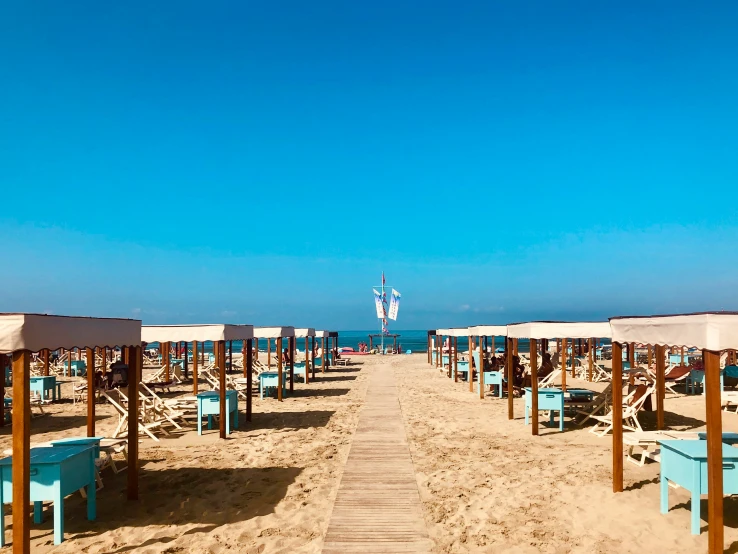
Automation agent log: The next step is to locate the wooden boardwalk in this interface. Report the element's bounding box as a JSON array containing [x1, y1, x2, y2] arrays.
[[322, 364, 432, 553]]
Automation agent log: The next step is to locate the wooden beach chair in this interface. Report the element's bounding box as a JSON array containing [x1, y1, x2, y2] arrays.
[[102, 389, 169, 442], [589, 383, 655, 437], [623, 431, 700, 467]]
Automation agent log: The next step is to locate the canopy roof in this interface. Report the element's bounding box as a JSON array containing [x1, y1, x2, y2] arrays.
[[142, 324, 253, 343], [0, 313, 142, 354], [436, 328, 471, 337], [314, 330, 336, 338], [294, 328, 316, 338], [507, 321, 612, 340], [254, 326, 295, 339], [610, 312, 738, 351], [469, 325, 508, 337]]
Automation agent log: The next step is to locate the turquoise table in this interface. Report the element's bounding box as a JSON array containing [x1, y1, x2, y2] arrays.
[[524, 388, 565, 431], [0, 445, 96, 545], [293, 363, 307, 383], [477, 371, 504, 397], [455, 362, 470, 380], [685, 369, 724, 395], [258, 371, 288, 399], [30, 375, 61, 402], [64, 360, 87, 377], [197, 390, 238, 435], [660, 439, 738, 534]]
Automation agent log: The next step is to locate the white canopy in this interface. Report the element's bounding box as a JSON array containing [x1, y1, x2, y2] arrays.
[[469, 325, 508, 337], [294, 328, 316, 338], [507, 321, 612, 340], [610, 313, 738, 351], [253, 326, 295, 339], [142, 324, 254, 343], [314, 330, 333, 338], [436, 328, 471, 337], [0, 313, 142, 354]]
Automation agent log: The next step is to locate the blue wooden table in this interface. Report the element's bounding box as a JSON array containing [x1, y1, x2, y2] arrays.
[[258, 371, 288, 399], [64, 360, 87, 377], [293, 363, 307, 383], [524, 388, 565, 431], [0, 445, 96, 545], [30, 375, 61, 402], [477, 371, 504, 397], [660, 439, 738, 534], [197, 390, 238, 435]]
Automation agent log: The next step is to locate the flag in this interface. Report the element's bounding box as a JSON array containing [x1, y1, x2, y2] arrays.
[[373, 289, 384, 319], [388, 289, 401, 321]]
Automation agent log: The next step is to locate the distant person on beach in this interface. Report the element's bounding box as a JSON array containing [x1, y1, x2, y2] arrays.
[[539, 353, 555, 379], [282, 348, 291, 365], [511, 355, 526, 388]]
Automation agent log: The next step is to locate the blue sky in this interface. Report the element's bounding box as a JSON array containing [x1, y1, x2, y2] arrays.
[[2, 1, 737, 329]]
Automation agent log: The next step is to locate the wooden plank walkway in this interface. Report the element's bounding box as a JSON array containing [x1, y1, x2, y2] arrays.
[[322, 364, 433, 553]]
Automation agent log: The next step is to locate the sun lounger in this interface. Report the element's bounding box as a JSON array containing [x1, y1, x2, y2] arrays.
[[589, 384, 654, 437]]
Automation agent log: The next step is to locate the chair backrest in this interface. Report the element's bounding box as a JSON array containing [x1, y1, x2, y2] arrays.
[[540, 369, 561, 388], [472, 351, 480, 369], [626, 384, 654, 414]]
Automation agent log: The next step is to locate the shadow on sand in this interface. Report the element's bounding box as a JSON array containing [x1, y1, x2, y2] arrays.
[[21, 465, 303, 552], [244, 409, 335, 431]]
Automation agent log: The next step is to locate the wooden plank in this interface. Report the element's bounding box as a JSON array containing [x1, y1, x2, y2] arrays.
[[656, 344, 665, 430], [219, 340, 226, 439], [128, 346, 140, 500], [322, 364, 432, 553], [246, 339, 253, 422], [530, 339, 538, 435], [277, 337, 283, 401], [506, 337, 513, 419], [612, 342, 623, 493], [12, 350, 31, 553], [704, 348, 724, 554], [561, 338, 568, 392], [87, 347, 95, 437], [192, 340, 199, 395]]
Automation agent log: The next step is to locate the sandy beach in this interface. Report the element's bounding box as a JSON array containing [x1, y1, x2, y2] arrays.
[[1, 354, 736, 552]]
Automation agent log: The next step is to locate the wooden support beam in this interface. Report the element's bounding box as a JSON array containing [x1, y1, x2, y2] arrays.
[[703, 348, 724, 554], [0, 354, 4, 428], [531, 338, 539, 435], [479, 336, 486, 399], [289, 336, 295, 393], [612, 342, 623, 493], [647, 345, 653, 368], [43, 349, 49, 376], [268, 338, 272, 369], [656, 344, 665, 430], [277, 337, 284, 401], [587, 338, 593, 382], [305, 337, 310, 384], [165, 342, 170, 382], [561, 338, 568, 392], [506, 337, 514, 419], [127, 346, 140, 500], [246, 339, 253, 422], [86, 347, 95, 437], [219, 340, 227, 439], [453, 337, 458, 382], [183, 342, 188, 380], [192, 340, 199, 394], [12, 350, 31, 552], [469, 336, 474, 392]]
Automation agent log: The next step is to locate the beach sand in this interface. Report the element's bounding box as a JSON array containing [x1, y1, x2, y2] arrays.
[[1, 354, 736, 552]]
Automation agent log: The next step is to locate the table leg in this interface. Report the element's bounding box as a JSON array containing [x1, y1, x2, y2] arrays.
[[691, 463, 701, 534], [559, 409, 564, 432], [660, 475, 669, 514], [54, 491, 64, 544], [34, 501, 43, 524], [525, 405, 529, 425], [0, 486, 4, 547], [208, 415, 213, 430], [234, 401, 238, 430], [88, 458, 97, 521], [197, 409, 202, 435]]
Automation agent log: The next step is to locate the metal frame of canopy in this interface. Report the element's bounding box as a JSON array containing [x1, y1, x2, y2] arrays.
[[467, 325, 508, 396], [253, 327, 296, 401], [609, 312, 738, 554], [294, 328, 316, 383], [506, 321, 612, 434], [141, 324, 254, 430], [0, 313, 142, 553]]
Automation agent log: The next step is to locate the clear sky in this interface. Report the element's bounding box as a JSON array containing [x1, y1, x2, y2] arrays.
[[2, 1, 737, 329]]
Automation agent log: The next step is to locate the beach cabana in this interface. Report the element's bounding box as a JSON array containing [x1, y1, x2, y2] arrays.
[[426, 330, 436, 365], [254, 327, 295, 400], [609, 313, 737, 553], [468, 325, 508, 395], [142, 325, 254, 431], [506, 321, 612, 432], [314, 330, 338, 372], [435, 328, 469, 381], [0, 313, 141, 551], [294, 328, 315, 382]]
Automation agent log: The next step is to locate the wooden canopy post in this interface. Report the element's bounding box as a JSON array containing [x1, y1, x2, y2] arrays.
[[681, 346, 685, 366], [647, 345, 653, 368], [628, 343, 636, 386], [531, 338, 539, 435], [453, 337, 458, 382], [86, 347, 95, 437], [242, 340, 248, 378], [447, 337, 452, 378], [506, 337, 514, 419], [469, 335, 475, 392], [43, 349, 49, 376], [12, 350, 31, 552], [183, 341, 189, 379], [192, 340, 199, 394], [267, 338, 272, 369], [246, 338, 253, 422], [254, 338, 259, 361], [228, 341, 233, 373], [322, 337, 326, 373], [612, 341, 623, 493], [305, 337, 310, 384], [561, 338, 568, 392], [311, 337, 316, 380], [218, 340, 227, 439], [127, 345, 140, 500], [479, 335, 486, 399], [427, 334, 431, 364], [277, 337, 284, 401], [289, 336, 295, 393], [165, 341, 171, 382], [587, 338, 593, 381], [0, 354, 4, 428], [571, 338, 576, 379], [656, 344, 666, 430], [703, 348, 724, 554], [436, 337, 440, 368], [513, 338, 518, 356]]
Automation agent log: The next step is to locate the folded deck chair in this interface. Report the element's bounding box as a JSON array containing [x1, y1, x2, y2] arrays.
[[589, 384, 654, 437], [139, 382, 194, 428], [102, 389, 168, 442], [573, 382, 615, 425], [539, 369, 562, 389], [623, 431, 700, 466]]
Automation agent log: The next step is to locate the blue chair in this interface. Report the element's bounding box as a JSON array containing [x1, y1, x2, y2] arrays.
[[65, 360, 87, 377], [685, 369, 724, 395], [477, 371, 504, 397], [405, 350, 412, 354]]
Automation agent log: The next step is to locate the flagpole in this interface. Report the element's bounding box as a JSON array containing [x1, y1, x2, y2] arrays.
[[381, 272, 385, 354]]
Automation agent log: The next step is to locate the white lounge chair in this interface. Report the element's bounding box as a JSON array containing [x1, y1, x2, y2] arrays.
[[589, 384, 655, 437]]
